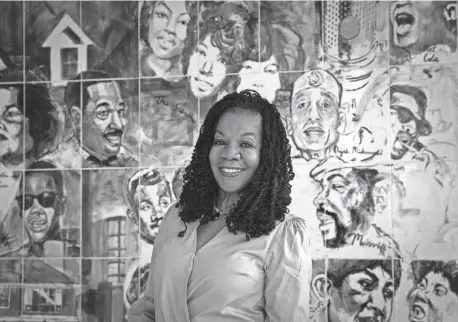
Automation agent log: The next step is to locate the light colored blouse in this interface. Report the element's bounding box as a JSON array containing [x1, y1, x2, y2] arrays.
[[140, 204, 311, 322]]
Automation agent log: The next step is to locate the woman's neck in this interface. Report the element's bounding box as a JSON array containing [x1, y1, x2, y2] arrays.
[[215, 191, 240, 213]]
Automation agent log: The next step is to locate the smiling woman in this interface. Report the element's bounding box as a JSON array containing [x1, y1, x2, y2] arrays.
[[128, 90, 312, 322]]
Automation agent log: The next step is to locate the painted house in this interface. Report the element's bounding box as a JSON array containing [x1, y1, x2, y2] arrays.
[[0, 260, 79, 322], [22, 260, 79, 322], [41, 12, 94, 86]]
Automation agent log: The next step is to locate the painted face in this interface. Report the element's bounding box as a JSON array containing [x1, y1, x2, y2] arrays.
[[291, 88, 340, 156], [148, 1, 190, 59], [390, 91, 419, 160], [0, 88, 25, 158], [237, 56, 281, 103], [209, 109, 262, 195], [409, 271, 458, 322], [313, 169, 366, 247], [188, 35, 227, 99], [82, 81, 127, 159], [20, 172, 61, 243], [390, 1, 420, 47], [330, 266, 395, 322], [136, 184, 171, 238]]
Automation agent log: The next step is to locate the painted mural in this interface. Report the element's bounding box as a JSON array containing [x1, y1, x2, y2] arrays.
[[0, 1, 457, 321]]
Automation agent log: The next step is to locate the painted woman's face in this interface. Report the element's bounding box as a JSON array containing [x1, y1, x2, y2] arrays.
[[237, 55, 281, 103], [0, 88, 25, 158], [188, 35, 227, 99], [331, 266, 395, 322], [148, 1, 190, 59]]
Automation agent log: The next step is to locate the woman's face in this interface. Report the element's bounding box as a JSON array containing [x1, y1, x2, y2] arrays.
[[147, 1, 190, 59], [237, 55, 281, 103], [209, 109, 262, 195], [188, 35, 227, 99]]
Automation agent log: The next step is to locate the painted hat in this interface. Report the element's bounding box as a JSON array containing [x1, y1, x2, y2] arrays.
[[292, 69, 342, 104]]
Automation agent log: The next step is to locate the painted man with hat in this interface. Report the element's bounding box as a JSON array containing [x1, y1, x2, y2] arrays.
[[390, 73, 435, 160], [289, 69, 342, 161], [309, 156, 401, 258]]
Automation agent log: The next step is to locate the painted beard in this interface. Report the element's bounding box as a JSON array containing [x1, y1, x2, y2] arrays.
[[317, 206, 350, 248]]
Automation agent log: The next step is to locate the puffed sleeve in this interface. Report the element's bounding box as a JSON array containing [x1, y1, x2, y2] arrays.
[[264, 216, 311, 322], [128, 204, 177, 322]]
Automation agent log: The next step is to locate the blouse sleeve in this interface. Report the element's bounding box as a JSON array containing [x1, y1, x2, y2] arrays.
[[264, 216, 312, 322], [128, 204, 178, 322]]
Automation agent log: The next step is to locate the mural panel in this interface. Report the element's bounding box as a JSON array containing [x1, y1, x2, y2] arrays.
[[82, 168, 138, 258], [140, 77, 196, 167], [0, 1, 23, 76], [321, 0, 390, 69], [24, 1, 82, 84], [389, 64, 458, 163], [82, 1, 139, 79], [22, 258, 81, 321], [82, 258, 130, 322], [191, 1, 259, 123], [18, 165, 81, 258], [394, 259, 458, 322], [391, 161, 458, 260], [310, 258, 402, 322], [123, 166, 183, 310], [0, 259, 22, 319], [389, 1, 458, 65]]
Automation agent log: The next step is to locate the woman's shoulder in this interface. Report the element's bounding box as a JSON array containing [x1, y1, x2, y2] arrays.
[[272, 213, 310, 244], [279, 213, 309, 231]]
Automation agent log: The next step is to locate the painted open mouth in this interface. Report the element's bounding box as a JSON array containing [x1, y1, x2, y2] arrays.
[[304, 127, 324, 136], [395, 11, 415, 36], [28, 215, 48, 232], [316, 206, 336, 225], [356, 317, 382, 322], [103, 132, 123, 146], [0, 133, 7, 141], [409, 302, 427, 321]]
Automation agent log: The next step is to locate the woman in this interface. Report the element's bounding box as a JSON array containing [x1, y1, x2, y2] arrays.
[[128, 90, 311, 321]]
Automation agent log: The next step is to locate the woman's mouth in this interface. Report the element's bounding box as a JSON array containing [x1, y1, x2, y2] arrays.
[[219, 167, 244, 177]]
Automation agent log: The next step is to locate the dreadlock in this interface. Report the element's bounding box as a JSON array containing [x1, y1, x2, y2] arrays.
[[177, 89, 294, 240]]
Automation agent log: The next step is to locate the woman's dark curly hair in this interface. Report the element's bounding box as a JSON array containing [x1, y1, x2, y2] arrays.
[[177, 89, 294, 240]]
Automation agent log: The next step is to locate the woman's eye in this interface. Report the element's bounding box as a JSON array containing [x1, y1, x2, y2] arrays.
[[214, 139, 224, 145]]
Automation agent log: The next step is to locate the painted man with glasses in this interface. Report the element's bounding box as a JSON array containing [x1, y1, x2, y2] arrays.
[[15, 160, 79, 257]]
